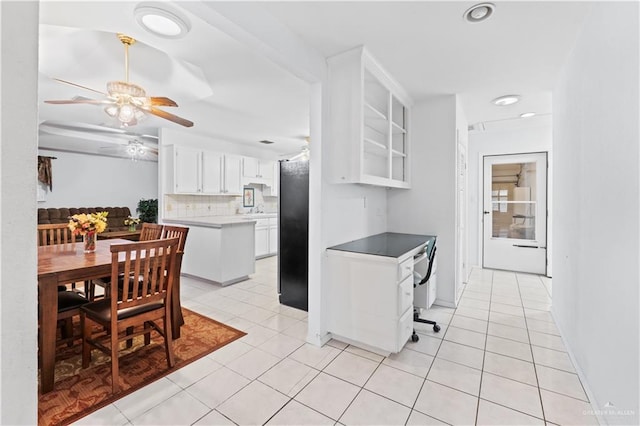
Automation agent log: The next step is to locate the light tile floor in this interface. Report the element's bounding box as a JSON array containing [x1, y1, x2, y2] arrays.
[[76, 259, 598, 426]]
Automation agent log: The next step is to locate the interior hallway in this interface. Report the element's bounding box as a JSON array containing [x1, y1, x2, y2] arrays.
[[76, 257, 597, 425]]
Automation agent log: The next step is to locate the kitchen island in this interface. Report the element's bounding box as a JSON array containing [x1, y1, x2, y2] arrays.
[[164, 216, 256, 286]]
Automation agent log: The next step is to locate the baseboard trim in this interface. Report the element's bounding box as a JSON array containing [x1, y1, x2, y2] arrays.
[[550, 309, 608, 426]]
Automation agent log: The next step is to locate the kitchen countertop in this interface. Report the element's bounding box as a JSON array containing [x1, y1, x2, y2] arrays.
[[163, 213, 276, 229], [328, 232, 436, 258]]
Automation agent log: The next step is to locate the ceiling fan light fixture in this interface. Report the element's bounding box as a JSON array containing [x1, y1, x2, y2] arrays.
[[134, 5, 191, 39], [117, 104, 136, 124]]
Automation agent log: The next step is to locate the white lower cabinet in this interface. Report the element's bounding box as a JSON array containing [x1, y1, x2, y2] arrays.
[[255, 221, 270, 258], [254, 217, 278, 258], [180, 223, 255, 286], [326, 250, 415, 355]]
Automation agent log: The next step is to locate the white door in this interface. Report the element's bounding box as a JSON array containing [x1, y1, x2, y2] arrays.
[[456, 137, 467, 302], [483, 153, 547, 274]]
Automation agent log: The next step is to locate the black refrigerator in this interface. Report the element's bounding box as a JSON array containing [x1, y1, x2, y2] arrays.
[[278, 159, 309, 311]]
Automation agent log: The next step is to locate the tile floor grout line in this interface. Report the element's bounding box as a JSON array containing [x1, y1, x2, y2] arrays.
[[474, 268, 494, 425], [515, 272, 548, 424]]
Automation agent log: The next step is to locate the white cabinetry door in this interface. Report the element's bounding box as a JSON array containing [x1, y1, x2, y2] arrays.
[[201, 152, 223, 194], [260, 160, 274, 180], [255, 226, 269, 257], [242, 157, 260, 179], [224, 155, 243, 195], [175, 147, 200, 193]]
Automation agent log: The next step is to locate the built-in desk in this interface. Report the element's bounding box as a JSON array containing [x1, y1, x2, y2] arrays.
[[326, 232, 436, 355]]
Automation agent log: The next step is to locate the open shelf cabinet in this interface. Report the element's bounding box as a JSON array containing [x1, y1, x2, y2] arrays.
[[328, 46, 412, 189]]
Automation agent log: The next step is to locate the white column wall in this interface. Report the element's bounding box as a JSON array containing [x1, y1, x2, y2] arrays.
[[0, 1, 39, 424], [467, 119, 552, 270], [553, 2, 639, 424], [388, 96, 458, 307]]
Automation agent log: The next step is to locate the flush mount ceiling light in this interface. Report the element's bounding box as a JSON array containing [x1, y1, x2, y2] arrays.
[[464, 3, 495, 23], [492, 95, 520, 106], [134, 5, 191, 38], [520, 112, 536, 118]]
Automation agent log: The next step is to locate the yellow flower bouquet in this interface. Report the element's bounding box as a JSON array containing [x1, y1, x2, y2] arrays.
[[68, 211, 108, 252]]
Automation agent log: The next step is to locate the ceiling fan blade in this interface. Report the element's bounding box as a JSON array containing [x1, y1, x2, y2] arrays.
[[145, 106, 194, 127], [150, 97, 178, 107], [52, 78, 107, 96], [45, 99, 115, 105]]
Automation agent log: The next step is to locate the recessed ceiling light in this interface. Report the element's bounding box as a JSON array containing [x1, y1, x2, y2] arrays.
[[134, 5, 190, 38], [520, 112, 536, 118], [492, 95, 520, 106], [464, 3, 495, 23]]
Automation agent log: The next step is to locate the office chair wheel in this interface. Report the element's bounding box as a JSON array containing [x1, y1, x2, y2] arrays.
[[411, 332, 419, 342], [433, 324, 441, 332]]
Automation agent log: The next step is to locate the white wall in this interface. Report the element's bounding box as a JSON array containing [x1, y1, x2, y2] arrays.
[[37, 149, 158, 216], [0, 2, 39, 424], [467, 117, 552, 270], [553, 2, 639, 424], [388, 95, 458, 307]]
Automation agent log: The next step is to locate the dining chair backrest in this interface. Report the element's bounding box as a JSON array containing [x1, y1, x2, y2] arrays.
[[38, 223, 75, 246], [110, 237, 179, 313], [139, 223, 164, 241], [161, 225, 189, 253]]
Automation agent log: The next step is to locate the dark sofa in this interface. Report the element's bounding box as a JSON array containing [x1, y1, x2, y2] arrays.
[[37, 207, 132, 232]]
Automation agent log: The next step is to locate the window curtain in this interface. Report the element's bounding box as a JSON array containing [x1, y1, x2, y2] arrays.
[[38, 155, 55, 191]]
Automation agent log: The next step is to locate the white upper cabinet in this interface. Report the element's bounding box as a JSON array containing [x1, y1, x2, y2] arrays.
[[328, 46, 412, 189], [223, 155, 243, 195], [173, 146, 200, 193], [166, 145, 242, 195], [242, 157, 274, 181], [201, 151, 223, 194]]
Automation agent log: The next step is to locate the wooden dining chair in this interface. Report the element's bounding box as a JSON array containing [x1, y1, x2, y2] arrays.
[[139, 222, 164, 241], [37, 224, 89, 345], [80, 237, 179, 393], [38, 223, 75, 246], [88, 223, 164, 300], [161, 225, 189, 337]]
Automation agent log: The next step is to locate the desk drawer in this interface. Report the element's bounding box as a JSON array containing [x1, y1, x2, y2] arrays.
[[398, 275, 413, 315], [396, 307, 414, 351], [398, 257, 413, 282]]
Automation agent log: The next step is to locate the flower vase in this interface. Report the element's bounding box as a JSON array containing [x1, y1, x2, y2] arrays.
[[84, 231, 96, 253], [128, 224, 136, 232]]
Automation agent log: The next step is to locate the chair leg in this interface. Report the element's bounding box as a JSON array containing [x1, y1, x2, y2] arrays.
[[144, 322, 151, 346], [164, 315, 175, 368], [111, 326, 120, 394], [63, 318, 75, 347], [126, 326, 134, 348], [81, 314, 91, 368]]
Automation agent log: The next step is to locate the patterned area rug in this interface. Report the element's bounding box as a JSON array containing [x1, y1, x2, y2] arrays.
[[38, 309, 246, 426]]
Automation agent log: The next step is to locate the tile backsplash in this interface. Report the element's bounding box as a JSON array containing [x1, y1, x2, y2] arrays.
[[163, 184, 277, 218]]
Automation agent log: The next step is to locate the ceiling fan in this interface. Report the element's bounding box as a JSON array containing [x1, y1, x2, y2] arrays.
[[99, 139, 158, 162], [44, 33, 194, 128]]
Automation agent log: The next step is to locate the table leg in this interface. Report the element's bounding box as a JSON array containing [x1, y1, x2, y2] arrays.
[[171, 253, 185, 339], [39, 274, 58, 393]]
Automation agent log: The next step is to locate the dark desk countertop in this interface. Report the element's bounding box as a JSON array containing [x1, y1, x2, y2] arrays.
[[328, 232, 436, 258]]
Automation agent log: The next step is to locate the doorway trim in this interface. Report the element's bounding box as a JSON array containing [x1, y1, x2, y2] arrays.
[[478, 150, 549, 274]]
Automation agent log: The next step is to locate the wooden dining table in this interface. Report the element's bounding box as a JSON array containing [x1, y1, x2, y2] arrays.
[[38, 238, 185, 393]]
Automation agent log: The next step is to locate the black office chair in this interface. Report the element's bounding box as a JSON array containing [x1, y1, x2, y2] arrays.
[[411, 245, 440, 343]]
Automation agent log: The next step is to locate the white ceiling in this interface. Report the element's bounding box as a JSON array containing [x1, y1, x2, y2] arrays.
[[38, 1, 591, 159]]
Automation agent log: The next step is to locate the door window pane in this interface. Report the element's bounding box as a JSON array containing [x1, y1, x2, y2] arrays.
[[491, 162, 537, 240]]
